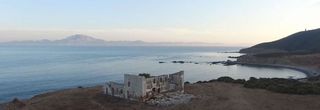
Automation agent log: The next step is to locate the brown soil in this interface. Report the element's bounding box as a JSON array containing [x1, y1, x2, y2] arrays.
[[0, 103, 6, 110], [4, 82, 320, 110]]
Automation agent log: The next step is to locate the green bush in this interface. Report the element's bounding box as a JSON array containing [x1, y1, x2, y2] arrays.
[[216, 76, 245, 84], [217, 76, 234, 83], [244, 77, 320, 95], [138, 73, 151, 78]]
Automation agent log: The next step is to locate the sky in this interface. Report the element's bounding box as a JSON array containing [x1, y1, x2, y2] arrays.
[[0, 0, 320, 46]]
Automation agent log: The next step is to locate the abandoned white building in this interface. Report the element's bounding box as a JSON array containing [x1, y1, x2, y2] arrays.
[[103, 71, 184, 101]]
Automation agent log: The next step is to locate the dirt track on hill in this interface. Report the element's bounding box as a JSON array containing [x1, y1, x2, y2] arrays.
[[4, 82, 320, 110]]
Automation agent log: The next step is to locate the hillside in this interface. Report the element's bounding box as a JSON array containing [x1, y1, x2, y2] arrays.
[[240, 28, 320, 53], [4, 82, 320, 110]]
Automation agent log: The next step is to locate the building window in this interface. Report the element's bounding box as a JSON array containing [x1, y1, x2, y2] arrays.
[[153, 79, 156, 83], [160, 78, 163, 82], [128, 81, 131, 87], [120, 89, 123, 94]]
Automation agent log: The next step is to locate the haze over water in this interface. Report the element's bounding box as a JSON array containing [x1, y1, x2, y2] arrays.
[[0, 45, 306, 102]]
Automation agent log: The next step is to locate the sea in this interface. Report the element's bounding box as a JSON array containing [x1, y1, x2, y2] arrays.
[[0, 45, 306, 102]]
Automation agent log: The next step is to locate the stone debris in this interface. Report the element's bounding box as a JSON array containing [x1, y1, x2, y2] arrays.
[[146, 92, 194, 106]]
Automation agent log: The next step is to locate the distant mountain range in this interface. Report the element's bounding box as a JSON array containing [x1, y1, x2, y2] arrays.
[[2, 34, 222, 46], [240, 28, 320, 53]]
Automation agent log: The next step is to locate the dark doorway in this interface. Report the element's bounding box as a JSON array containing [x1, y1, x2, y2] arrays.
[[152, 88, 156, 92], [157, 88, 160, 93], [111, 88, 114, 96]]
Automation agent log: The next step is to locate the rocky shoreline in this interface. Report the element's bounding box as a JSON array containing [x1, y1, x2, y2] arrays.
[[236, 54, 320, 78]]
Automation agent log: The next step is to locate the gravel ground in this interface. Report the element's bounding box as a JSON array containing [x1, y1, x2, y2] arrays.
[[146, 92, 194, 106]]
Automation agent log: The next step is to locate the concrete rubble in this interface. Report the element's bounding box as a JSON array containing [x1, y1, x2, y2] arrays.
[[146, 92, 194, 106]]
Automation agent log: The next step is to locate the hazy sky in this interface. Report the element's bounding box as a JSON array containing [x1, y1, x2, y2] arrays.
[[0, 0, 320, 46]]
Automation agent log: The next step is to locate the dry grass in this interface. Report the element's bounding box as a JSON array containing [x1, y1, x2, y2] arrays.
[[4, 82, 320, 110]]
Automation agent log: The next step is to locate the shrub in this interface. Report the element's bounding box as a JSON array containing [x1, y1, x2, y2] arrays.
[[196, 81, 203, 84], [234, 79, 246, 84], [139, 73, 151, 78], [208, 79, 216, 83], [217, 76, 234, 83], [196, 80, 208, 84], [244, 77, 320, 95], [216, 76, 245, 84]]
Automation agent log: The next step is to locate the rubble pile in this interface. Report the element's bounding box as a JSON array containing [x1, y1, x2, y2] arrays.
[[146, 92, 194, 106]]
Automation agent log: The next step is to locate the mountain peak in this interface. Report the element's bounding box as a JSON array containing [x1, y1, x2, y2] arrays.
[[56, 34, 106, 44], [64, 34, 101, 40]]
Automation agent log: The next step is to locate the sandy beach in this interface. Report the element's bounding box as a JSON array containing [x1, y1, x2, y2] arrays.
[[234, 62, 320, 77]]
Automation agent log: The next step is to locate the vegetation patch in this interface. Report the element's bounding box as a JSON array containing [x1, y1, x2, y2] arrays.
[[244, 77, 320, 95], [195, 76, 245, 84], [195, 76, 320, 95], [139, 73, 151, 78]]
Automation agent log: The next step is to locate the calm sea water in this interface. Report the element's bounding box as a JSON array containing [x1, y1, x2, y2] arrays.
[[0, 45, 306, 102]]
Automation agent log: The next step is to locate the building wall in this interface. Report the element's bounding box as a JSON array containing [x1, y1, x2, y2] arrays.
[[158, 75, 170, 92], [105, 82, 125, 98], [145, 75, 170, 93], [169, 71, 184, 92], [124, 74, 145, 100]]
